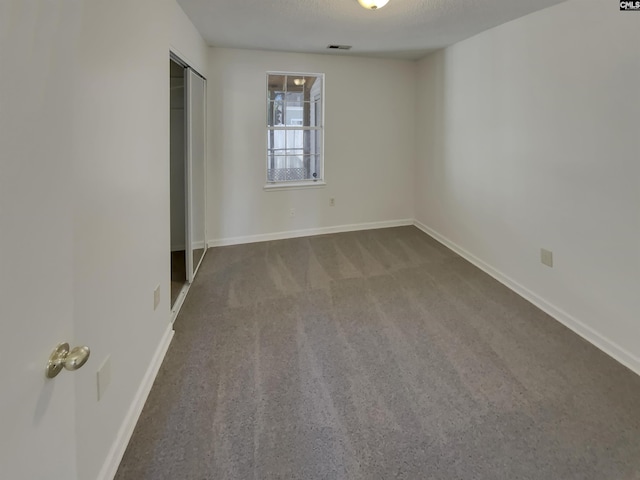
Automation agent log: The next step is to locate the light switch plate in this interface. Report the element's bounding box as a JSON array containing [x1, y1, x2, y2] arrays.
[[541, 248, 553, 268], [97, 355, 111, 401]]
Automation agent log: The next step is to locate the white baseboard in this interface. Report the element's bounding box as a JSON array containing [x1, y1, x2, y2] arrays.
[[208, 219, 414, 247], [413, 220, 640, 377], [171, 282, 190, 324], [97, 324, 175, 480]]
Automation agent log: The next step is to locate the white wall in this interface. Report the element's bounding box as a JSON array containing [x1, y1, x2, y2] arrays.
[[170, 0, 209, 75], [71, 2, 171, 478], [415, 0, 640, 372], [207, 48, 416, 242], [71, 1, 208, 479]]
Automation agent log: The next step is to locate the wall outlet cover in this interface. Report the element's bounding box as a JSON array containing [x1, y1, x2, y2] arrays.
[[541, 248, 553, 268]]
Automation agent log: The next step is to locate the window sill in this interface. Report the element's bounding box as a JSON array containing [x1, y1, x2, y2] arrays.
[[264, 181, 327, 191]]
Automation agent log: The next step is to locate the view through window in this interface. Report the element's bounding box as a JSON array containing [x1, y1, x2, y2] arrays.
[[267, 73, 324, 185]]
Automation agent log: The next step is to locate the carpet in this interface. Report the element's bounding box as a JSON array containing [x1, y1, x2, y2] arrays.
[[116, 226, 640, 479]]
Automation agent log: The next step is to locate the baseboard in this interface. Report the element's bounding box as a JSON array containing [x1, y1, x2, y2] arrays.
[[413, 219, 640, 377], [171, 282, 190, 323], [208, 219, 414, 247], [97, 324, 175, 480]]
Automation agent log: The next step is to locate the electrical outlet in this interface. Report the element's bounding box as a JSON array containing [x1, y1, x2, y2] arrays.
[[154, 284, 160, 310], [97, 355, 111, 401], [289, 208, 295, 217], [329, 198, 335, 207], [541, 248, 553, 268]]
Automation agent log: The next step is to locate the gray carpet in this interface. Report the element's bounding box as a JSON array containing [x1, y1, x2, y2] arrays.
[[115, 226, 640, 480]]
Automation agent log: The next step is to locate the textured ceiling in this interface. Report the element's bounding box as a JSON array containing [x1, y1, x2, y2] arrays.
[[177, 0, 567, 60]]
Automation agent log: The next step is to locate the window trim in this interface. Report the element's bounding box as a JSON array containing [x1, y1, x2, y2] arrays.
[[265, 71, 325, 189]]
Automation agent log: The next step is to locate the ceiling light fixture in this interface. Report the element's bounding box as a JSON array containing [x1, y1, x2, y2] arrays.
[[357, 0, 389, 10], [293, 78, 306, 86]]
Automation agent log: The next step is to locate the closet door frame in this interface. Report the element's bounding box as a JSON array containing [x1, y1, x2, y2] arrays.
[[169, 52, 207, 287], [185, 67, 207, 283]]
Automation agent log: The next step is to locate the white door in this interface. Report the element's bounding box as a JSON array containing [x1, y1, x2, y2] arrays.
[[0, 3, 83, 478], [186, 69, 207, 282]]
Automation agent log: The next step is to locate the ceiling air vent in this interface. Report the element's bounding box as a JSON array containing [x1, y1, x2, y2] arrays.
[[327, 44, 352, 50]]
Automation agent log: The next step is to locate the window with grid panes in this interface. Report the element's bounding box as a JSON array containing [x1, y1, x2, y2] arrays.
[[266, 73, 324, 186]]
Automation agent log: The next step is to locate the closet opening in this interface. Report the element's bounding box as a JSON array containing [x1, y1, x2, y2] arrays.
[[169, 54, 207, 317]]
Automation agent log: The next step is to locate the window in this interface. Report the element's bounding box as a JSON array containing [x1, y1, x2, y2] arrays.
[[266, 72, 324, 187]]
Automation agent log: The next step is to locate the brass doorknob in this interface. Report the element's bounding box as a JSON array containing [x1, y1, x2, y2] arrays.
[[45, 343, 90, 379]]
